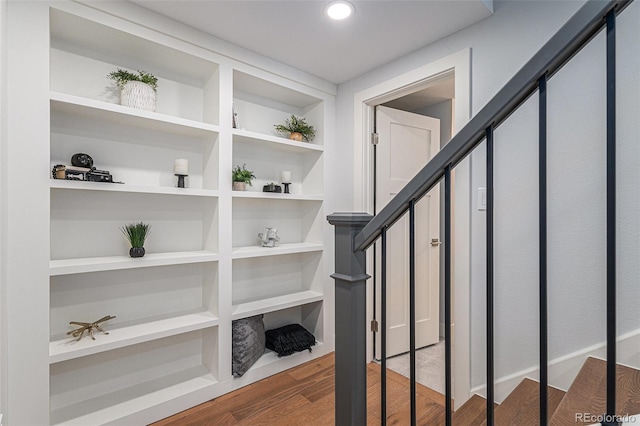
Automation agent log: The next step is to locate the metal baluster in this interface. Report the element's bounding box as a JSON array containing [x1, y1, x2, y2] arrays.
[[381, 226, 388, 426], [444, 166, 453, 426], [409, 199, 417, 426], [605, 8, 618, 423], [539, 73, 549, 425], [486, 125, 495, 426]]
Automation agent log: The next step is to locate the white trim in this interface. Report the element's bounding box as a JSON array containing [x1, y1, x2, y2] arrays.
[[353, 48, 472, 408], [469, 328, 640, 403]]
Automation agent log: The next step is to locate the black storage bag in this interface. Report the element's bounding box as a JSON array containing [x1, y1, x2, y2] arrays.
[[265, 324, 316, 357]]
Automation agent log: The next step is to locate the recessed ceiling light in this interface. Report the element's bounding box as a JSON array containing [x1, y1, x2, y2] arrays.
[[326, 1, 355, 20]]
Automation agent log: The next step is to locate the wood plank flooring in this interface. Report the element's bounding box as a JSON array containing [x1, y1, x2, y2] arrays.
[[151, 353, 446, 426]]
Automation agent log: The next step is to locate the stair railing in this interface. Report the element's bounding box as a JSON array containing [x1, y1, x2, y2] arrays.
[[329, 0, 633, 425]]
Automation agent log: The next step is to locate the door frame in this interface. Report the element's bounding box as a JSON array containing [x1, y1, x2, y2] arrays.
[[353, 48, 472, 408]]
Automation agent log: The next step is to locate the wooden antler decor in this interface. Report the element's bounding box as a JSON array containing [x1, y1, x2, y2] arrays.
[[67, 315, 116, 341]]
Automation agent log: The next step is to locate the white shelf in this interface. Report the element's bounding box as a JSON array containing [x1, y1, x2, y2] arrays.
[[50, 92, 219, 138], [251, 342, 324, 372], [231, 191, 323, 201], [50, 311, 219, 364], [50, 251, 219, 276], [232, 128, 323, 153], [50, 179, 219, 198], [231, 290, 323, 320], [232, 242, 323, 260], [50, 366, 217, 426]]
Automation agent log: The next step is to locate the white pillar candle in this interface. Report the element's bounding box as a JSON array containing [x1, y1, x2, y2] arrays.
[[281, 170, 292, 183], [174, 159, 188, 175]]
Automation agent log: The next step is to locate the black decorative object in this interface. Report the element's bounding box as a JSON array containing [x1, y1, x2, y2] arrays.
[[52, 153, 122, 184], [265, 324, 316, 357], [281, 171, 291, 194], [129, 247, 145, 258], [262, 183, 282, 193], [175, 174, 186, 188], [71, 153, 94, 169]]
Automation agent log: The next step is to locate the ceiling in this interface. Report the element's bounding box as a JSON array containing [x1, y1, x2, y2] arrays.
[[129, 0, 493, 85]]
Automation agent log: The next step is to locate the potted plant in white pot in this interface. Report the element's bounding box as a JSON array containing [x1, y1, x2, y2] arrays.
[[232, 164, 255, 191], [121, 222, 151, 258], [274, 114, 316, 142], [108, 68, 158, 112]]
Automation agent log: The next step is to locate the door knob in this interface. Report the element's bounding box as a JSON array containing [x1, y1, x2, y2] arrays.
[[431, 238, 441, 247]]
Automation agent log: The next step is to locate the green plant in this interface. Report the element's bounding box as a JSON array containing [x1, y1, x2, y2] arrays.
[[232, 164, 256, 185], [107, 68, 158, 92], [274, 115, 316, 141], [121, 222, 151, 248]]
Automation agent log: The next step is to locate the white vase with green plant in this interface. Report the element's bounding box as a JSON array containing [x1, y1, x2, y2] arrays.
[[232, 164, 256, 191], [108, 68, 158, 112]]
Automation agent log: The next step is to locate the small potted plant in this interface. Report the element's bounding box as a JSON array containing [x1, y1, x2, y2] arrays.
[[232, 164, 255, 191], [274, 114, 316, 142], [121, 222, 151, 258], [108, 68, 159, 112]]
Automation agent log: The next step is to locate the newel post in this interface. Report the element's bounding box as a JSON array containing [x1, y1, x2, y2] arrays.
[[328, 212, 373, 426]]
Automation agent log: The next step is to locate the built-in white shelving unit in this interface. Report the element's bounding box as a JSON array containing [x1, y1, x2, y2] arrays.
[[16, 2, 334, 424]]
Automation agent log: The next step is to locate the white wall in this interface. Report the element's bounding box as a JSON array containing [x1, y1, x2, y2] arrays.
[[337, 0, 639, 394], [0, 0, 6, 418]]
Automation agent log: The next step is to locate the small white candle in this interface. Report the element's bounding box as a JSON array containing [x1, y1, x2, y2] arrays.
[[281, 170, 292, 183], [174, 159, 188, 175]]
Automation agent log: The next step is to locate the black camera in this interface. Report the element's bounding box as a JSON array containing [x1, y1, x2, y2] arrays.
[[86, 169, 114, 183]]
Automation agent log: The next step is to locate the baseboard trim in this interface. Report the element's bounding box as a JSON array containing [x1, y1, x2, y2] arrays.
[[470, 328, 640, 403]]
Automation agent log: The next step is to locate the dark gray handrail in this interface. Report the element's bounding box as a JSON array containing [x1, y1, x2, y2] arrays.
[[353, 0, 631, 253]]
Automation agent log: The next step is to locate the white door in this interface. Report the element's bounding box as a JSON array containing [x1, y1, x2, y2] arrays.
[[375, 105, 441, 359]]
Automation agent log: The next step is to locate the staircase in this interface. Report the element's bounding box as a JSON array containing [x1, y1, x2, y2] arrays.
[[329, 0, 638, 425], [453, 357, 640, 425]]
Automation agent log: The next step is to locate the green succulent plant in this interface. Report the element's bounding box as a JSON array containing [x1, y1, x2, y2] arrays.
[[232, 164, 256, 185], [108, 68, 158, 92], [274, 115, 316, 142], [121, 222, 151, 248]]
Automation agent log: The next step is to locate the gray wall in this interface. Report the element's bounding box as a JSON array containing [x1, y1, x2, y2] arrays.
[[336, 0, 640, 390]]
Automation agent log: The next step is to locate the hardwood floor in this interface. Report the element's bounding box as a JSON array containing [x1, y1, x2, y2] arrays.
[[152, 353, 446, 426]]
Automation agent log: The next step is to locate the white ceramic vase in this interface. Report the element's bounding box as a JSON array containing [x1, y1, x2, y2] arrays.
[[121, 81, 156, 112]]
